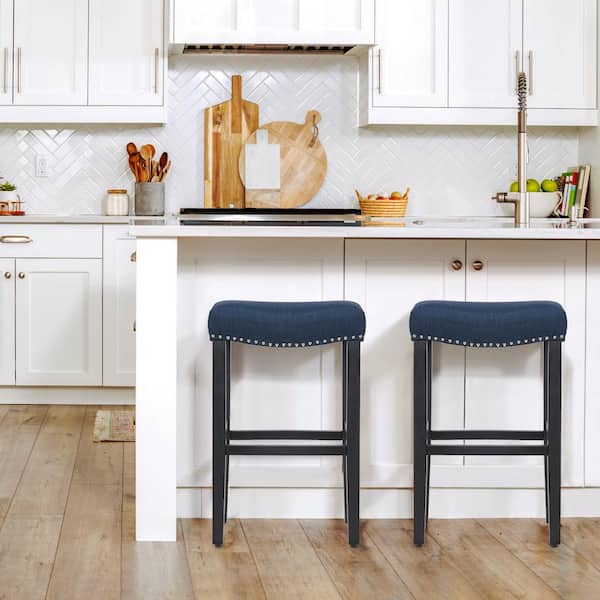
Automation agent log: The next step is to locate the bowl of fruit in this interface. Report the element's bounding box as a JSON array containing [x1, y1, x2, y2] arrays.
[[508, 179, 562, 218], [355, 188, 410, 217]]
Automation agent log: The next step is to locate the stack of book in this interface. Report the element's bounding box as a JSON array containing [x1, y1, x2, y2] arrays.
[[555, 165, 591, 217]]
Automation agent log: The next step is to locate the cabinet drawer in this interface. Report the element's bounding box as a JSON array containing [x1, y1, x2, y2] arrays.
[[0, 225, 102, 258]]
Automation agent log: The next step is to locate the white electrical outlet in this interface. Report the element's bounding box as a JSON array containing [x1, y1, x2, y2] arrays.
[[36, 155, 49, 177]]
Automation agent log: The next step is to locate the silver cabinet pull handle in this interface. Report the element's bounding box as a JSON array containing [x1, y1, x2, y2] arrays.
[[130, 251, 136, 263], [4, 271, 11, 279], [0, 235, 32, 244], [528, 50, 533, 95], [2, 48, 7, 95], [18, 272, 25, 279], [514, 50, 520, 94], [16, 48, 21, 94], [154, 47, 159, 94], [378, 49, 383, 95]]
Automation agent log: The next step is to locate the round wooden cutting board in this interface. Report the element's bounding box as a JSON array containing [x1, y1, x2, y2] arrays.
[[239, 110, 328, 209]]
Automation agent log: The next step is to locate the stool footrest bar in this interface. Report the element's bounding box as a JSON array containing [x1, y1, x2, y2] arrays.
[[229, 430, 344, 441], [430, 430, 544, 441], [226, 444, 346, 456], [427, 444, 547, 456]]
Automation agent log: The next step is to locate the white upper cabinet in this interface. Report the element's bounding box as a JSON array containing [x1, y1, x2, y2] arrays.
[[89, 0, 164, 106], [13, 0, 88, 105], [361, 0, 598, 126], [0, 0, 12, 106], [525, 0, 597, 110], [449, 0, 522, 108], [173, 0, 375, 45], [372, 0, 448, 108]]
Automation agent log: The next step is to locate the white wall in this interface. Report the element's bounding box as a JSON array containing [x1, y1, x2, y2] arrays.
[[0, 55, 579, 217]]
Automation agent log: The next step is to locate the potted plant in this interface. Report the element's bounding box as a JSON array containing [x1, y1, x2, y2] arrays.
[[0, 181, 18, 203]]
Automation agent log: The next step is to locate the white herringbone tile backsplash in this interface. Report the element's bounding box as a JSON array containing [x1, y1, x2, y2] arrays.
[[0, 55, 579, 216]]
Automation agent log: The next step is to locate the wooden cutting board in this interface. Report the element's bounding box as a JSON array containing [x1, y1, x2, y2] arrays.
[[204, 75, 259, 208], [239, 110, 327, 209]]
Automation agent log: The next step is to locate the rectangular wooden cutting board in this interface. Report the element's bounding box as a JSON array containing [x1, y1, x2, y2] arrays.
[[204, 75, 259, 208]]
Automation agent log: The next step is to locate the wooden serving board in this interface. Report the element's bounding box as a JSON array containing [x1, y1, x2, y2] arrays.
[[239, 110, 327, 209], [204, 75, 259, 208]]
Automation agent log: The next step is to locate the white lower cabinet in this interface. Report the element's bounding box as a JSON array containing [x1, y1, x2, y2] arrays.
[[0, 258, 15, 385], [345, 240, 466, 487], [465, 241, 586, 487], [103, 226, 136, 387], [15, 258, 102, 386], [345, 239, 586, 489]]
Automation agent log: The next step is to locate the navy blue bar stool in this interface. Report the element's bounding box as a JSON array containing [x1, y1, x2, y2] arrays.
[[409, 300, 567, 547], [208, 300, 366, 547]]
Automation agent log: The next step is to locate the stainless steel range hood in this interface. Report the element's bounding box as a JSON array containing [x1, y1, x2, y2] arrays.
[[181, 44, 355, 56]]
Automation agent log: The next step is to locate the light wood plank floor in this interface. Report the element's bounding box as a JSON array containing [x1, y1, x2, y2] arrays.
[[1, 405, 600, 599]]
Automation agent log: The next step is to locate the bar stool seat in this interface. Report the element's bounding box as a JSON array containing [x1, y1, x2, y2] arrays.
[[410, 300, 567, 348], [209, 300, 366, 347]]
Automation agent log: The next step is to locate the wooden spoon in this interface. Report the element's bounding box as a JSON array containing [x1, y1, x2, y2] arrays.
[[126, 142, 138, 157], [140, 145, 153, 182], [129, 154, 142, 182], [159, 152, 168, 176], [160, 160, 171, 182]]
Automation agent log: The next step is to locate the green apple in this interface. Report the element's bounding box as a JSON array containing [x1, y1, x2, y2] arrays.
[[510, 181, 519, 193], [541, 179, 558, 192], [527, 179, 540, 192]]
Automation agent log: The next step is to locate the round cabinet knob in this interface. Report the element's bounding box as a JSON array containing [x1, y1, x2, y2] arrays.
[[18, 272, 25, 279], [4, 271, 11, 279], [130, 251, 137, 263], [451, 260, 463, 271], [472, 260, 485, 271]]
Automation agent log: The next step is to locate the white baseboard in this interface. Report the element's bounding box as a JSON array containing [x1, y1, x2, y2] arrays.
[[176, 487, 600, 519], [0, 387, 135, 405]]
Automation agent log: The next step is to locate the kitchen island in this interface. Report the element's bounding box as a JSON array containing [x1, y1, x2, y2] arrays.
[[131, 217, 600, 541]]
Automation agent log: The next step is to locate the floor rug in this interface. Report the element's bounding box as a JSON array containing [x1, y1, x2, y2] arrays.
[[93, 409, 135, 442]]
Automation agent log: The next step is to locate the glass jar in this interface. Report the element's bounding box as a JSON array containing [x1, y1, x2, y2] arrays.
[[104, 189, 129, 216]]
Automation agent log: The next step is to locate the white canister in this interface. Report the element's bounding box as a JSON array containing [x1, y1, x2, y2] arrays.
[[104, 189, 129, 216]]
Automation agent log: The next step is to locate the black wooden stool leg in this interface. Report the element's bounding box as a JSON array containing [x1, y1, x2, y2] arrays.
[[425, 342, 432, 526], [547, 341, 562, 547], [543, 342, 550, 524], [346, 341, 361, 547], [212, 341, 228, 546], [413, 340, 429, 546], [342, 342, 349, 524], [224, 342, 231, 524]]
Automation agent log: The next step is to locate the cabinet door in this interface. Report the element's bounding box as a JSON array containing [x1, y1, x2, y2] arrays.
[[373, 0, 448, 108], [345, 240, 465, 487], [89, 0, 164, 106], [449, 0, 522, 108], [525, 0, 597, 109], [0, 259, 14, 384], [0, 0, 12, 106], [13, 0, 87, 105], [103, 228, 136, 387], [465, 241, 585, 487], [16, 259, 102, 386]]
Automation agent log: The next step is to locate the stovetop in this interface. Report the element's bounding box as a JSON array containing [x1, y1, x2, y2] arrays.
[[179, 208, 362, 226]]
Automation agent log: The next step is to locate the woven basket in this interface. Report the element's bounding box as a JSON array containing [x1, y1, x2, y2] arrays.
[[359, 198, 408, 218]]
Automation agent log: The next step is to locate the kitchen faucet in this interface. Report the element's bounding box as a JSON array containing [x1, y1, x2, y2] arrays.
[[493, 72, 530, 227]]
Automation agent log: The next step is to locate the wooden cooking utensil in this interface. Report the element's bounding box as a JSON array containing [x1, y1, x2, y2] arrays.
[[159, 152, 168, 174], [129, 153, 144, 182], [204, 75, 259, 208], [238, 110, 327, 209], [160, 160, 171, 182], [140, 146, 153, 182], [126, 142, 138, 157]]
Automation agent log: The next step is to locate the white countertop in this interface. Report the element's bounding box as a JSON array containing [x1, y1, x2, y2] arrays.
[[0, 215, 163, 224], [129, 216, 600, 240]]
